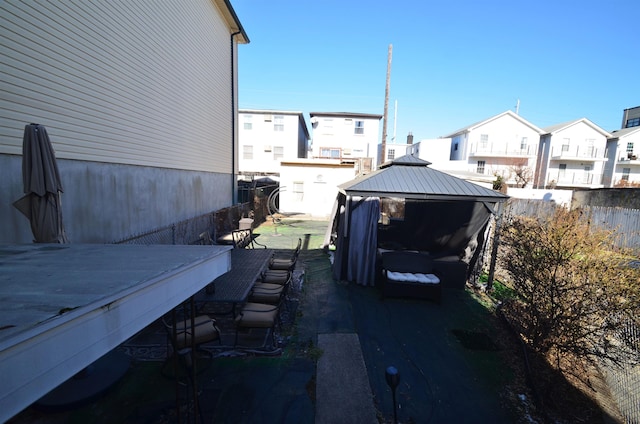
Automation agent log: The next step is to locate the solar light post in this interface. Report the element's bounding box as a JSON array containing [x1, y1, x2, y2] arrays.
[[385, 366, 400, 424]]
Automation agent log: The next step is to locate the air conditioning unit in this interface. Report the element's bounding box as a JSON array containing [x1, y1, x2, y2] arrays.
[[264, 115, 273, 122], [264, 145, 272, 152]]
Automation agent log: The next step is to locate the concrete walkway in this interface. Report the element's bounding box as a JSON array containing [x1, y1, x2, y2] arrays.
[[315, 333, 377, 423]]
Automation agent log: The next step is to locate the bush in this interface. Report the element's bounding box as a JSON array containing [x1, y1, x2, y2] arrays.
[[499, 208, 640, 367]]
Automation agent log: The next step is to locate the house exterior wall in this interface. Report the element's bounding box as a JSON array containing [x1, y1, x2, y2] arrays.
[[384, 143, 412, 162], [450, 133, 468, 161], [278, 160, 355, 218], [604, 130, 640, 187], [409, 138, 452, 167], [538, 121, 609, 189], [310, 112, 381, 168], [0, 1, 246, 243], [534, 135, 553, 188], [238, 110, 309, 175]]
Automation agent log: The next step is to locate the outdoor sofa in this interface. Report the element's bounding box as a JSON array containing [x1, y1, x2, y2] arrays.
[[379, 250, 443, 303]]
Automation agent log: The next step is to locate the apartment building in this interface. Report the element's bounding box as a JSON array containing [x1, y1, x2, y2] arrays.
[[238, 109, 310, 177], [443, 110, 544, 187], [534, 118, 610, 189], [309, 112, 382, 172], [604, 126, 640, 187], [621, 106, 640, 129]]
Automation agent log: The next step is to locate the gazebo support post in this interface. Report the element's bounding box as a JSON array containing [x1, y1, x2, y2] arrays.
[[487, 201, 505, 291]]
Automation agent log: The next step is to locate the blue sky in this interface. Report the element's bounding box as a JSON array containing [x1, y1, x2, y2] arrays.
[[232, 0, 639, 142]]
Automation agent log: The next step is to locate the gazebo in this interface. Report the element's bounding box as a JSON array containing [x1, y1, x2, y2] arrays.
[[325, 155, 509, 289]]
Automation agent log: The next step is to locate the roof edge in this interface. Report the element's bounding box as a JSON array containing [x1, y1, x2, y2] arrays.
[[443, 110, 544, 138], [310, 112, 383, 120], [215, 0, 249, 43]]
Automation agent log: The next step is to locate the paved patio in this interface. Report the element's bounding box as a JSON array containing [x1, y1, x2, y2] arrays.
[[9, 216, 521, 423]]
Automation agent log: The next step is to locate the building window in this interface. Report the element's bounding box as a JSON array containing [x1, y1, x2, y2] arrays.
[[243, 114, 252, 130], [243, 145, 253, 160], [480, 134, 488, 148], [273, 115, 284, 131], [622, 168, 631, 181], [320, 147, 341, 158], [583, 165, 592, 183], [273, 146, 284, 160], [625, 117, 640, 128], [388, 149, 395, 160], [454, 143, 458, 151], [354, 121, 364, 135], [520, 137, 528, 150], [561, 139, 570, 152], [627, 142, 634, 154], [293, 181, 304, 201], [585, 139, 595, 156], [559, 163, 567, 177], [477, 160, 485, 174]]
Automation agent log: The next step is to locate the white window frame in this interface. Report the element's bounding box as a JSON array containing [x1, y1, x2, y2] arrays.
[[480, 134, 488, 148], [274, 115, 284, 132], [585, 139, 595, 156], [622, 167, 631, 181], [320, 147, 341, 158], [292, 181, 304, 201], [559, 163, 567, 177], [477, 160, 485, 174], [243, 145, 253, 160], [273, 146, 284, 160], [243, 114, 253, 130], [354, 120, 364, 135]]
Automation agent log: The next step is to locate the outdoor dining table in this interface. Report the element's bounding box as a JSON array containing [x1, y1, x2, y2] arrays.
[[196, 248, 273, 313]]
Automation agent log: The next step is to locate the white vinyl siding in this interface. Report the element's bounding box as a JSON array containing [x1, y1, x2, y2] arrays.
[[0, 1, 234, 173]]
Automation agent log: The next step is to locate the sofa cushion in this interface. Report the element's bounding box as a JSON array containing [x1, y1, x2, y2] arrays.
[[387, 271, 440, 285]]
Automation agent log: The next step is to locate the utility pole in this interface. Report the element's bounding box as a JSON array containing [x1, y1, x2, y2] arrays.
[[381, 44, 392, 164]]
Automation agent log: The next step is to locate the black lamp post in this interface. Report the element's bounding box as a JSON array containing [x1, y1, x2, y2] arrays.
[[385, 366, 400, 424]]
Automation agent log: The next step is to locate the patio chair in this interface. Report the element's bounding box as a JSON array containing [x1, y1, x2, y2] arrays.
[[249, 270, 292, 306], [268, 238, 301, 271], [234, 302, 280, 349], [272, 238, 301, 259], [161, 311, 221, 378], [232, 228, 267, 249], [260, 269, 292, 285]]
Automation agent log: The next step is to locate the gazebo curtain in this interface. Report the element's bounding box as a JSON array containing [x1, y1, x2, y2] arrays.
[[346, 196, 380, 286]]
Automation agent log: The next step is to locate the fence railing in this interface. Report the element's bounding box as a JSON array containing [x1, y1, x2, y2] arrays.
[[469, 142, 537, 157], [504, 199, 640, 251], [546, 170, 604, 187], [550, 144, 604, 159]]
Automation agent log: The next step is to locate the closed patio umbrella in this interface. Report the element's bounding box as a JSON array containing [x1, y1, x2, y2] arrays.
[[13, 123, 69, 243]]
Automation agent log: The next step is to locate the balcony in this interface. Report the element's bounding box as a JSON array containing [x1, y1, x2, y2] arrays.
[[468, 142, 537, 158], [550, 145, 606, 162], [546, 170, 604, 188], [618, 152, 640, 165]]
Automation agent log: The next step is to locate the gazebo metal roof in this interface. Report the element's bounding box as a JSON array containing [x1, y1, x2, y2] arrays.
[[339, 155, 509, 202]]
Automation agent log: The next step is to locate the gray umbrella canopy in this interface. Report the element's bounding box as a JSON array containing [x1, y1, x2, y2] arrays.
[[13, 124, 69, 243]]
